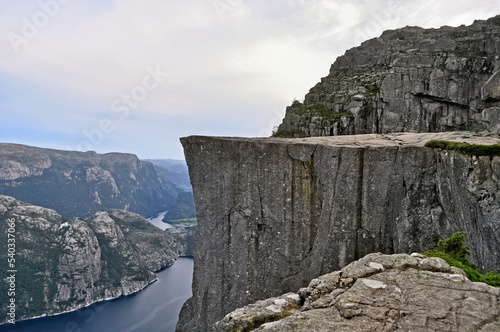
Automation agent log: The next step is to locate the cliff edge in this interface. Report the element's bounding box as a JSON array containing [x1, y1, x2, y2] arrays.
[[177, 131, 500, 331], [177, 15, 500, 332]]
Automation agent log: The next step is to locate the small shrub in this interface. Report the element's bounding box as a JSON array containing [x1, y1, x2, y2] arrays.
[[481, 271, 500, 287], [423, 250, 480, 282], [365, 83, 380, 95], [271, 129, 301, 138], [436, 231, 471, 264], [423, 232, 500, 287]]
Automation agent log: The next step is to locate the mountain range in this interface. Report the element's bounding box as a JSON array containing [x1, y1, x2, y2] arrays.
[[0, 143, 190, 219]]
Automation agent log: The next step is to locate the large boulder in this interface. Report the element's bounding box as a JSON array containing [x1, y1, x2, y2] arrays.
[[215, 253, 500, 332]]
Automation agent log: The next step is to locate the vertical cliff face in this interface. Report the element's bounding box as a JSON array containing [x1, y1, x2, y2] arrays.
[[177, 132, 500, 331], [275, 16, 500, 138]]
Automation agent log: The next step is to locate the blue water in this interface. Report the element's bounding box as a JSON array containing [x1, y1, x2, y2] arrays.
[[0, 258, 193, 332]]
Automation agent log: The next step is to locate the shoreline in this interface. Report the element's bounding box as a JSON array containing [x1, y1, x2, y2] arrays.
[[1, 258, 179, 326]]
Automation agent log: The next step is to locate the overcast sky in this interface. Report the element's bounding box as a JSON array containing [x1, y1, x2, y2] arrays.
[[0, 1, 499, 159]]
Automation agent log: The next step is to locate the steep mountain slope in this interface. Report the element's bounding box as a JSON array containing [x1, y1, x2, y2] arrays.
[[0, 195, 179, 323], [0, 143, 177, 218], [163, 191, 196, 222], [275, 15, 500, 138]]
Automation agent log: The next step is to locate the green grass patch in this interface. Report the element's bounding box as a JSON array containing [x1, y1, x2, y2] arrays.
[[289, 100, 303, 108], [365, 83, 380, 95], [167, 218, 197, 227], [308, 103, 353, 120], [271, 130, 302, 138], [422, 232, 500, 287], [286, 102, 353, 120], [424, 140, 500, 156]]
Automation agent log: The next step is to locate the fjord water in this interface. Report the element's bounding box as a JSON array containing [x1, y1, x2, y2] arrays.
[[0, 258, 193, 332], [147, 211, 173, 230]]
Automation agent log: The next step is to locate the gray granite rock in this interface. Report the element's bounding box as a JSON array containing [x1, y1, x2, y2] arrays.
[[167, 225, 196, 257], [275, 16, 500, 138], [480, 107, 500, 134], [0, 195, 179, 323], [177, 132, 500, 331], [214, 253, 500, 332]]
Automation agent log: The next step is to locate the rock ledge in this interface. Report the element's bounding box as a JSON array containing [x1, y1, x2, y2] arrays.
[[215, 253, 500, 332]]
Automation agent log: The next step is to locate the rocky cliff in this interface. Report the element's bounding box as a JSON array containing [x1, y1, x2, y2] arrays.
[[275, 16, 500, 138], [167, 225, 196, 257], [0, 195, 179, 323], [214, 253, 500, 331], [177, 132, 500, 331], [0, 143, 179, 218]]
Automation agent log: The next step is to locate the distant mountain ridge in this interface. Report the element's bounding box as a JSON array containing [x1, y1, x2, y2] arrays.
[[145, 159, 192, 192], [163, 191, 196, 222], [0, 143, 179, 218]]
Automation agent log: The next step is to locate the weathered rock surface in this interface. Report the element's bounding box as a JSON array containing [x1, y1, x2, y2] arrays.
[[0, 195, 179, 323], [167, 225, 196, 257], [177, 132, 500, 331], [0, 143, 180, 218], [275, 16, 500, 138], [214, 253, 500, 332]]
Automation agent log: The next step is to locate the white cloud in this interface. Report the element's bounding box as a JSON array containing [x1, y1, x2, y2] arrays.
[[0, 0, 499, 158]]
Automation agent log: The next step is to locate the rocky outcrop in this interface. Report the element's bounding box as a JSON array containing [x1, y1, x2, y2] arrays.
[[177, 132, 500, 331], [0, 143, 180, 218], [167, 225, 196, 257], [275, 16, 500, 138], [214, 253, 500, 332], [0, 195, 179, 323]]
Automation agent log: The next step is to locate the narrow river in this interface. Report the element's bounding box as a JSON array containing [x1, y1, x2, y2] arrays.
[[147, 211, 173, 230]]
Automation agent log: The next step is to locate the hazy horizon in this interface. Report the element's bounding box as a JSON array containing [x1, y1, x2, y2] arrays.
[[1, 1, 499, 159]]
